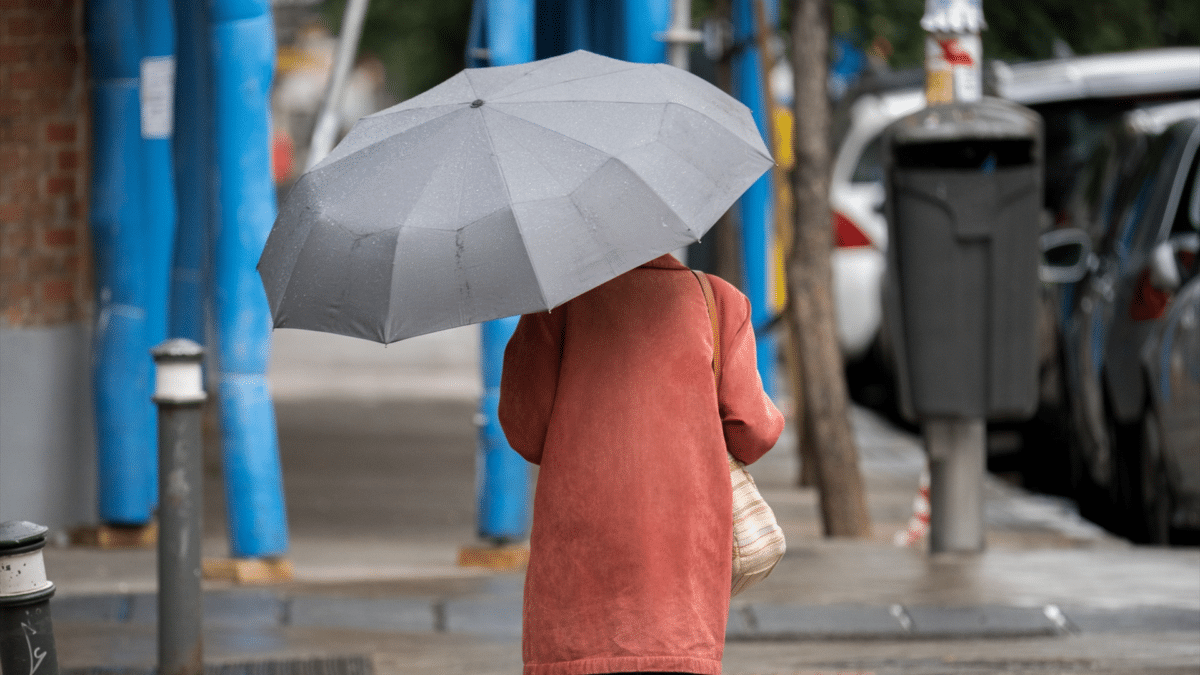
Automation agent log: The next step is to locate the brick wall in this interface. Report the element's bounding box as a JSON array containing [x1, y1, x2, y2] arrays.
[[0, 0, 91, 328]]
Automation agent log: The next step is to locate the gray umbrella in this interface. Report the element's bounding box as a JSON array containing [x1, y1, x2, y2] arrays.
[[259, 49, 773, 343]]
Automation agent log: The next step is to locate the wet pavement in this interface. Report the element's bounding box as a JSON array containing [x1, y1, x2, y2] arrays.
[[36, 327, 1200, 674]]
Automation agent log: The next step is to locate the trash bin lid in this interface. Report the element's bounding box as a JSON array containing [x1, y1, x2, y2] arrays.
[[0, 520, 48, 552], [889, 97, 1041, 146]]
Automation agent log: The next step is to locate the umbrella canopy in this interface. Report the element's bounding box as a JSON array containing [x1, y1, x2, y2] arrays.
[[259, 50, 773, 343]]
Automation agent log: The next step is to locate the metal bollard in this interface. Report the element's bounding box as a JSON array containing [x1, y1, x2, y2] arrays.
[[924, 418, 986, 553], [0, 520, 60, 675], [152, 339, 206, 675]]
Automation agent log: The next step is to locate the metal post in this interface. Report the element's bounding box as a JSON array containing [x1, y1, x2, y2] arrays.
[[0, 521, 60, 675], [919, 0, 987, 554], [921, 0, 985, 105], [306, 0, 370, 170], [152, 339, 206, 675], [924, 418, 986, 552], [660, 0, 702, 70]]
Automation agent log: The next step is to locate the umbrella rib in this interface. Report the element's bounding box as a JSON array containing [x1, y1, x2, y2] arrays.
[[484, 104, 651, 162], [487, 105, 711, 237], [308, 104, 465, 174], [650, 67, 774, 163], [476, 110, 552, 310], [485, 63, 644, 102]]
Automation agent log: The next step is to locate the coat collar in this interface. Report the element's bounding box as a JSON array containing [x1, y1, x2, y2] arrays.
[[637, 253, 689, 271]]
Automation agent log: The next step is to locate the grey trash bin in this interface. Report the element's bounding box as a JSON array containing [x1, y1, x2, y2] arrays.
[[883, 98, 1044, 422]]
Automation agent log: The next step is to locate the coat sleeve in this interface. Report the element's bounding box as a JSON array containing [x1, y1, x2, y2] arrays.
[[713, 278, 785, 466], [498, 309, 566, 466]]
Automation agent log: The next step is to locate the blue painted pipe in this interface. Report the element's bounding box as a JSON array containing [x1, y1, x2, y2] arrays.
[[474, 0, 533, 542], [732, 0, 777, 399], [478, 317, 528, 541], [486, 0, 534, 67], [566, 0, 590, 52], [87, 0, 156, 525], [138, 0, 177, 350], [209, 0, 289, 557], [169, 0, 209, 344], [621, 0, 669, 63], [137, 0, 178, 512]]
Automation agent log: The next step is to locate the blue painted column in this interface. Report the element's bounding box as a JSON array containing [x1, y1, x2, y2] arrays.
[[566, 0, 590, 52], [137, 0, 178, 512], [86, 0, 156, 525], [621, 0, 670, 62], [138, 0, 177, 353], [208, 0, 289, 557], [474, 0, 534, 543], [732, 0, 778, 399], [169, 0, 209, 345]]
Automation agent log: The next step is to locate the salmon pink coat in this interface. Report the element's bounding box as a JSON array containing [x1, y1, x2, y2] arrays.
[[499, 254, 785, 675]]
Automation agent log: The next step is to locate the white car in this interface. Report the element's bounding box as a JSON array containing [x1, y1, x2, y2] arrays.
[[829, 87, 923, 362], [829, 48, 1200, 369]]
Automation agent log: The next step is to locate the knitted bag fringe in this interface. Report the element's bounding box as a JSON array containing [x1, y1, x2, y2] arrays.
[[692, 270, 786, 597]]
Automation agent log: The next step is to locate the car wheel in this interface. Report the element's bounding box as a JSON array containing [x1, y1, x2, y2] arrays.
[[1137, 408, 1173, 545]]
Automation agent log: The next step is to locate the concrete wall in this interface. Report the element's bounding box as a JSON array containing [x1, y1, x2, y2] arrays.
[[0, 323, 96, 531]]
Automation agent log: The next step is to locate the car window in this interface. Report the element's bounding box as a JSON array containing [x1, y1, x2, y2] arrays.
[[1101, 130, 1176, 261], [852, 135, 884, 184], [1129, 126, 1200, 254], [1034, 100, 1140, 215], [1170, 148, 1200, 280], [1071, 137, 1114, 237], [1180, 153, 1200, 235]]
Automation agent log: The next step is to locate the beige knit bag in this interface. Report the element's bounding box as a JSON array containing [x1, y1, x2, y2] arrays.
[[692, 270, 786, 597]]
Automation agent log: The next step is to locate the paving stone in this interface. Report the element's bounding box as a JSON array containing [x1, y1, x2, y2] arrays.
[[752, 604, 910, 638], [289, 595, 435, 632], [726, 605, 756, 639], [904, 605, 1059, 637], [64, 655, 373, 675], [443, 596, 523, 640], [205, 590, 287, 626], [1061, 606, 1200, 633], [127, 590, 285, 626], [126, 592, 157, 624], [51, 593, 130, 622]]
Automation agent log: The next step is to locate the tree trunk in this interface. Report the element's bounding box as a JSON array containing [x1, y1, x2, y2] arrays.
[[787, 0, 872, 537]]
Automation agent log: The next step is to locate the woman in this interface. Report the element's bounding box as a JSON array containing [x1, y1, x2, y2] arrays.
[[499, 253, 785, 675]]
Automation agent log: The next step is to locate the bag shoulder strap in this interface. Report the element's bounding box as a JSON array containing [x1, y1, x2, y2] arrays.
[[691, 269, 721, 383]]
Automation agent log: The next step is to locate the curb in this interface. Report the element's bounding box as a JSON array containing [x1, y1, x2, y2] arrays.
[[50, 591, 1200, 641]]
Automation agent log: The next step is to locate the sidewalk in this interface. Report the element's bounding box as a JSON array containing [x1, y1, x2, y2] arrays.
[[42, 327, 1200, 675]]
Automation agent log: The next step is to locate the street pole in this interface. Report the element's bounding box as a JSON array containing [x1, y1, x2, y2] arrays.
[[306, 0, 370, 170], [921, 0, 985, 105], [152, 339, 206, 675], [0, 521, 60, 675], [921, 0, 986, 553], [925, 419, 986, 551], [659, 0, 702, 71], [658, 0, 702, 264]]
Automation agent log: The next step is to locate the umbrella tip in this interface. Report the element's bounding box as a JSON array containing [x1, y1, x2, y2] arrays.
[[471, 99, 484, 108]]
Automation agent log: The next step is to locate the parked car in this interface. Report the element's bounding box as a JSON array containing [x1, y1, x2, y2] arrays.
[[830, 48, 1200, 424], [1140, 272, 1200, 541], [829, 86, 924, 363], [1044, 102, 1200, 543]]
